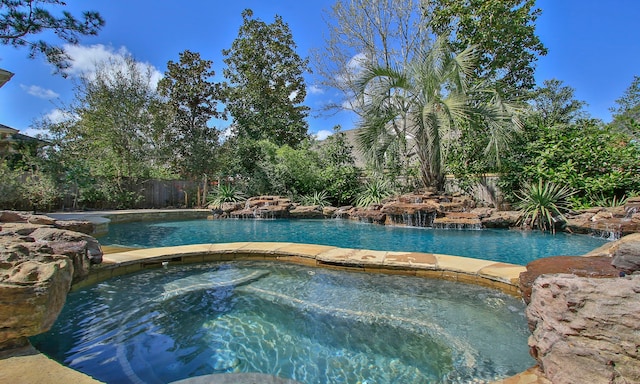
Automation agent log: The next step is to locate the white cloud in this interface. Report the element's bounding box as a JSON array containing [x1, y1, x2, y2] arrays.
[[45, 108, 78, 124], [334, 52, 369, 92], [347, 53, 368, 72], [308, 84, 324, 95], [314, 129, 333, 141], [63, 44, 163, 88], [20, 127, 45, 138], [20, 84, 59, 99]]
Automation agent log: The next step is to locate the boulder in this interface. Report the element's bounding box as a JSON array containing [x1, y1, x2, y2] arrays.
[[349, 207, 387, 225], [480, 210, 520, 228], [29, 227, 103, 276], [0, 211, 27, 223], [229, 196, 293, 219], [0, 243, 73, 347], [566, 207, 640, 237], [610, 233, 640, 273], [432, 212, 482, 229], [519, 256, 619, 304], [289, 205, 324, 219], [322, 206, 338, 217], [0, 212, 104, 349], [625, 197, 640, 217], [526, 273, 640, 384]]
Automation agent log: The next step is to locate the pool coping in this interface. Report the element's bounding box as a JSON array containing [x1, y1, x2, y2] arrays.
[[81, 242, 526, 297]]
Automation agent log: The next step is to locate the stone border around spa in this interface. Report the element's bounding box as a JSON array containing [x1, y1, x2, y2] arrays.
[[76, 242, 525, 296]]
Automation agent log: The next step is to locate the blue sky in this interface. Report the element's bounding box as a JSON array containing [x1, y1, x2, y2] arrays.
[[1, 0, 639, 139]]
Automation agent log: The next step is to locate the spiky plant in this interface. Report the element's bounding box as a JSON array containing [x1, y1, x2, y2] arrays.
[[515, 180, 575, 233], [300, 190, 330, 207], [206, 184, 246, 209], [354, 179, 395, 208]]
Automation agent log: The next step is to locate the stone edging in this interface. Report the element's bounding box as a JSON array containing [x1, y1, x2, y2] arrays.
[[76, 242, 525, 296]]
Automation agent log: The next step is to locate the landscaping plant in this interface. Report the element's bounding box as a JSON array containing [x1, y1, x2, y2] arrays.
[[515, 179, 575, 233], [299, 191, 330, 207], [354, 178, 395, 208], [207, 184, 247, 208]]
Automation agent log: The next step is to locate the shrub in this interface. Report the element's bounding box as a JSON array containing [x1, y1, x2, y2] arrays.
[[299, 191, 330, 207], [354, 178, 395, 208], [207, 184, 247, 208], [515, 180, 575, 233]]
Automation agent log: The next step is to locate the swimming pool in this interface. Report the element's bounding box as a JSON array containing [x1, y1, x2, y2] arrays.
[[99, 219, 607, 265], [32, 261, 534, 384]]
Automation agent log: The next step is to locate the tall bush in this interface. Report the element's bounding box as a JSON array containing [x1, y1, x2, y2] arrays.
[[500, 120, 640, 207]]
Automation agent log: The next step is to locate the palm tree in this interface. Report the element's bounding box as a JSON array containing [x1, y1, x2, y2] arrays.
[[355, 37, 521, 191]]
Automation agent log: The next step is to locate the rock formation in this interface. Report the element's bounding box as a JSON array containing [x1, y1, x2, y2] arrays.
[[526, 273, 640, 384], [565, 197, 640, 238], [0, 212, 103, 349], [523, 233, 640, 383]]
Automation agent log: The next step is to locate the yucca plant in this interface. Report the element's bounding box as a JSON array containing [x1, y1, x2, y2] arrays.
[[206, 184, 246, 209], [515, 180, 575, 233], [590, 193, 629, 208], [354, 179, 395, 208], [300, 190, 330, 207]]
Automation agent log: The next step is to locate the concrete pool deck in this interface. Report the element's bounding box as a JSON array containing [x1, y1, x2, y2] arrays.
[[1, 210, 552, 384]]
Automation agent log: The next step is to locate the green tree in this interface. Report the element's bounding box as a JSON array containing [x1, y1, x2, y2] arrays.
[[270, 143, 324, 197], [356, 37, 521, 191], [428, 0, 547, 94], [0, 0, 104, 75], [528, 79, 587, 127], [610, 75, 640, 140], [318, 126, 361, 206], [45, 55, 166, 207], [157, 50, 225, 180], [0, 160, 23, 209], [500, 120, 640, 206], [222, 9, 310, 147]]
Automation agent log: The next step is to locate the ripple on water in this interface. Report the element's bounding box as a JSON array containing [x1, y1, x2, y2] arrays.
[[32, 262, 534, 384]]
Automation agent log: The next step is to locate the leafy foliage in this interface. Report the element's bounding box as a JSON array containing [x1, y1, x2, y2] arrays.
[[0, 0, 104, 75], [39, 55, 168, 208], [610, 75, 640, 140], [500, 119, 640, 207], [157, 50, 225, 179], [317, 126, 362, 206], [356, 37, 521, 191], [528, 79, 588, 127], [428, 0, 547, 94], [515, 180, 575, 233], [354, 178, 395, 207], [222, 9, 310, 147], [0, 160, 23, 209], [269, 143, 324, 197]]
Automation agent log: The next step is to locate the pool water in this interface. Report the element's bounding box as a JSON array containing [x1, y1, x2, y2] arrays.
[[98, 219, 607, 265], [32, 262, 534, 384]]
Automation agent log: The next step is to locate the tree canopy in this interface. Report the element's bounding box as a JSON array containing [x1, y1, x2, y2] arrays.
[[428, 0, 547, 94], [222, 9, 310, 147], [0, 0, 104, 74], [610, 75, 640, 140], [356, 37, 521, 191], [157, 50, 225, 179]]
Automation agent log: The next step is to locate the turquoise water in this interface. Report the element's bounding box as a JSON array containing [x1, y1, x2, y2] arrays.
[[32, 261, 534, 384], [99, 219, 607, 265]]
